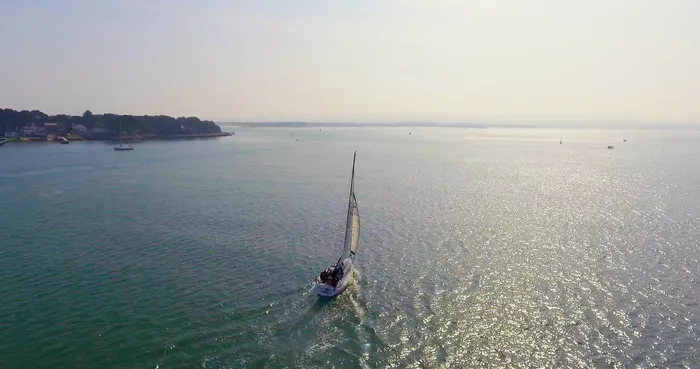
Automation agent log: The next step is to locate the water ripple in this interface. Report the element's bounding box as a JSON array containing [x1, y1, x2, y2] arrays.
[[2, 129, 700, 368]]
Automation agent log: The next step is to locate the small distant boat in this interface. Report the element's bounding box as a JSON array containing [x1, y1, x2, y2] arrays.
[[559, 139, 562, 144], [114, 121, 134, 151], [623, 139, 627, 142], [607, 145, 614, 149], [313, 151, 360, 297]]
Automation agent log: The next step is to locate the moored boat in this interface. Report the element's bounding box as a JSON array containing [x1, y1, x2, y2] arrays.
[[114, 121, 134, 151]]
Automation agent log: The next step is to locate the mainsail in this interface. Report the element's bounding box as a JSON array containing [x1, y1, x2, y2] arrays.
[[338, 152, 360, 264]]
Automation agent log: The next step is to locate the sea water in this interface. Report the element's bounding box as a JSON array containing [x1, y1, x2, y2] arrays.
[[1, 126, 699, 368]]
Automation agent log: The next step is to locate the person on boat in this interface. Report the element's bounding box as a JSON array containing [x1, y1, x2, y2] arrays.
[[320, 266, 335, 284], [329, 267, 342, 286], [337, 265, 344, 280]]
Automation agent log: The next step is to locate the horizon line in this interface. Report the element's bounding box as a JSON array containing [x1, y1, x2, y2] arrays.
[[215, 121, 700, 129]]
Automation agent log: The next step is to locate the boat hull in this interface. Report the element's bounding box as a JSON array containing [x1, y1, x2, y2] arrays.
[[114, 146, 134, 151], [313, 264, 352, 297]]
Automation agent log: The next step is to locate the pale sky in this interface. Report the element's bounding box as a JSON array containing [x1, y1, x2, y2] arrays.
[[1, 0, 698, 123]]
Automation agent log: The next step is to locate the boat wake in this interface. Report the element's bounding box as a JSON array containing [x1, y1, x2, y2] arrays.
[[332, 268, 389, 367], [198, 267, 387, 368]]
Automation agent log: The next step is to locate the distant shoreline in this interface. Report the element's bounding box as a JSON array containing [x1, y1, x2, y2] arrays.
[[5, 132, 232, 144], [1, 108, 228, 142], [223, 122, 489, 129], [219, 122, 700, 130]]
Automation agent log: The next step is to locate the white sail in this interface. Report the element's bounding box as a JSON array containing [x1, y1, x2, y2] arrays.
[[349, 194, 360, 257], [338, 152, 359, 263]]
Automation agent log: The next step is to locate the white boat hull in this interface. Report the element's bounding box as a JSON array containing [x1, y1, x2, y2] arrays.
[[313, 264, 352, 297]]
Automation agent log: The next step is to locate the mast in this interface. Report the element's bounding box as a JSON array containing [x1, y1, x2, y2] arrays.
[[337, 151, 357, 265], [348, 151, 356, 207], [119, 121, 123, 146]]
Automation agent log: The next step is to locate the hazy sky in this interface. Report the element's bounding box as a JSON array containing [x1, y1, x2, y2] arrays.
[[1, 0, 698, 123]]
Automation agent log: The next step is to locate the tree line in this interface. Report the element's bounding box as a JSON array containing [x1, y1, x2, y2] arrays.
[[1, 109, 222, 136]]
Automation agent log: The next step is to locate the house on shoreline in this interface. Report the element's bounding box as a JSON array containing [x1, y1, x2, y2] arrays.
[[73, 124, 87, 134], [22, 123, 47, 138]]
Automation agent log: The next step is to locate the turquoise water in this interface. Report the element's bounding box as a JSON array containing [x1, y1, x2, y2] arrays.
[[1, 127, 700, 368]]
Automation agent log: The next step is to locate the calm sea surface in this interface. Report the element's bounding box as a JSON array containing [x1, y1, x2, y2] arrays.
[[1, 127, 699, 368]]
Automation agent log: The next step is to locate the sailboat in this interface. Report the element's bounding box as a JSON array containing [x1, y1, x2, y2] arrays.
[[313, 151, 360, 297], [114, 121, 134, 151]]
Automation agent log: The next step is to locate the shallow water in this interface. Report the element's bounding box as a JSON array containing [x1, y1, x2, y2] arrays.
[[1, 127, 699, 368]]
